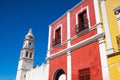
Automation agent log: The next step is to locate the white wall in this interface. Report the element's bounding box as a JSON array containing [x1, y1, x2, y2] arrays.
[[26, 63, 49, 80]]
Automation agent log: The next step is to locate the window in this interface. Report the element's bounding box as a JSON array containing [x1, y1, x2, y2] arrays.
[[78, 68, 90, 80], [29, 42, 31, 46], [30, 52, 32, 58], [76, 10, 88, 34], [52, 27, 61, 46], [24, 74, 26, 78], [25, 52, 28, 57]]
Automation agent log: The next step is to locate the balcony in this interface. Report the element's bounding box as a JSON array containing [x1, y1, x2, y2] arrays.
[[52, 36, 61, 47], [75, 19, 89, 34]]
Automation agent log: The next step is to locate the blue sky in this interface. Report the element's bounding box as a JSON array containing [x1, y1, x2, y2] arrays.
[[0, 0, 81, 80]]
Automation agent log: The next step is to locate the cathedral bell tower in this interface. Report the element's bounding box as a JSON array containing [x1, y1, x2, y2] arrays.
[[16, 28, 34, 80]]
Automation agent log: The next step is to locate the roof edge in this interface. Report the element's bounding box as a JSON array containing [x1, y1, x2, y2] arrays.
[[49, 0, 85, 27]]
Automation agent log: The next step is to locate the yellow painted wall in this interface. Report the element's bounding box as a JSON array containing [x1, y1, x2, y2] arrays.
[[104, 0, 120, 80], [106, 0, 120, 52], [108, 54, 120, 80]]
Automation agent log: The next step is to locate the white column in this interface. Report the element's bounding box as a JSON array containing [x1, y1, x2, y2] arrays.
[[47, 26, 51, 58], [117, 13, 120, 31], [93, 0, 110, 80], [98, 37, 110, 80], [100, 0, 114, 55], [67, 11, 72, 80], [67, 51, 71, 80], [46, 26, 51, 80]]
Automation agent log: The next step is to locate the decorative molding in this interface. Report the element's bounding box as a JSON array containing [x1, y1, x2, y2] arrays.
[[67, 12, 72, 80], [100, 0, 106, 3], [53, 24, 63, 43], [76, 6, 91, 28], [48, 22, 102, 51], [18, 68, 30, 71], [117, 17, 120, 21], [106, 48, 115, 56], [48, 0, 85, 27], [47, 32, 105, 60], [19, 57, 33, 61], [107, 51, 120, 58], [113, 5, 120, 15], [100, 0, 113, 52]]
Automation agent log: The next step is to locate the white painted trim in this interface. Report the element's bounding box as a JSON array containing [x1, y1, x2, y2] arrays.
[[67, 12, 71, 48], [100, 0, 114, 54], [94, 0, 110, 79], [93, 0, 101, 24], [49, 22, 102, 51], [113, 5, 120, 31], [67, 12, 72, 80], [113, 5, 120, 12], [53, 24, 63, 43], [67, 51, 71, 80], [76, 6, 91, 28], [98, 37, 110, 80], [47, 32, 104, 60], [47, 26, 51, 58], [67, 12, 71, 41], [49, 0, 85, 27], [117, 15, 120, 31], [48, 26, 51, 50]]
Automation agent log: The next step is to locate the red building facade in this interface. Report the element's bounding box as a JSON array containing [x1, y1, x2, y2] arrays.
[[47, 0, 109, 80]]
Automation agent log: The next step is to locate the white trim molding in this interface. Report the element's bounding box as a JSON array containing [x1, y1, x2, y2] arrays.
[[48, 22, 102, 51], [98, 37, 110, 80], [100, 0, 114, 55], [47, 26, 52, 58], [94, 0, 110, 79], [46, 32, 105, 60], [53, 24, 63, 43], [76, 6, 91, 28], [113, 5, 120, 31], [67, 12, 72, 80]]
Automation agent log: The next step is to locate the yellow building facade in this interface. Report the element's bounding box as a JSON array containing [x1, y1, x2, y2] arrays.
[[99, 0, 120, 80]]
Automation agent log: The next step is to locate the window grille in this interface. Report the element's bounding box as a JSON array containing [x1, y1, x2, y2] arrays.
[[76, 10, 89, 34], [78, 68, 90, 80]]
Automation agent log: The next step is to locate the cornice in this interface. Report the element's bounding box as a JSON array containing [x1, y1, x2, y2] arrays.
[[47, 32, 105, 60], [107, 51, 120, 58], [100, 0, 106, 3], [48, 22, 102, 51]]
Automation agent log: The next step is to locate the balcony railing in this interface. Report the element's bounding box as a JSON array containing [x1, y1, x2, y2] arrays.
[[52, 36, 61, 47], [75, 19, 88, 34]]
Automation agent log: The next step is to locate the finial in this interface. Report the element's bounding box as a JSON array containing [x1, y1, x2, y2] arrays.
[[25, 28, 34, 39], [28, 28, 32, 34]]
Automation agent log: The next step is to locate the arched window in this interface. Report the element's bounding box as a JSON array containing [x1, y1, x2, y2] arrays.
[[26, 52, 28, 57], [30, 52, 32, 58]]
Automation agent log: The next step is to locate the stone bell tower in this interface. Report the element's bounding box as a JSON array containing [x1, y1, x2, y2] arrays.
[[16, 28, 34, 80]]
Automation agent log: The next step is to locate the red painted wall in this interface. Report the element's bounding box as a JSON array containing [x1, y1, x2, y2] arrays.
[[49, 54, 67, 80], [50, 15, 67, 50], [71, 41, 102, 80], [48, 0, 102, 80], [70, 0, 96, 38]]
